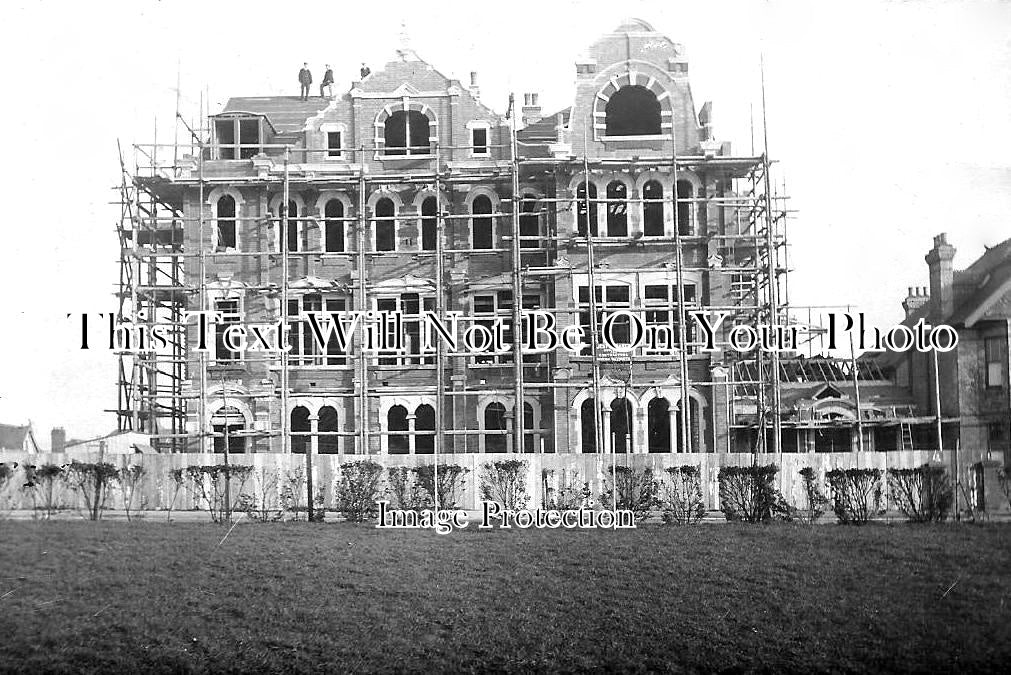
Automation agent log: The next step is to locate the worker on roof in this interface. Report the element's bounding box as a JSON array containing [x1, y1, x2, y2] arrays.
[[298, 63, 312, 101], [320, 64, 334, 99], [360, 63, 371, 79]]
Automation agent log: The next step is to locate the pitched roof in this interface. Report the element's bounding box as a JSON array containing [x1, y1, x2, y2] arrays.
[[947, 236, 1011, 326], [0, 423, 39, 452], [221, 97, 330, 134]]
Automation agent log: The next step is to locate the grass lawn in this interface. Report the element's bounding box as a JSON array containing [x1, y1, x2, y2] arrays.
[[1, 520, 1009, 673]]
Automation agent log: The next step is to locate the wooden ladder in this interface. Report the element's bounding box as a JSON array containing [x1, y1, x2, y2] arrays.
[[900, 422, 914, 451]]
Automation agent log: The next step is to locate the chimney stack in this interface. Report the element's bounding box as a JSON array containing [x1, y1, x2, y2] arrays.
[[468, 71, 480, 101], [522, 92, 542, 126], [51, 427, 66, 453], [901, 286, 930, 318], [925, 233, 956, 320]]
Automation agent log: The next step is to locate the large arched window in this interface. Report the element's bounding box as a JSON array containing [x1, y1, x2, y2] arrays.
[[472, 195, 494, 250], [676, 180, 693, 236], [580, 399, 598, 453], [388, 405, 409, 454], [484, 401, 507, 453], [216, 195, 236, 250], [324, 199, 344, 253], [384, 110, 430, 156], [212, 405, 246, 454], [291, 406, 310, 454], [606, 181, 628, 236], [415, 404, 436, 454], [611, 399, 633, 453], [605, 85, 662, 136], [648, 398, 671, 453], [319, 405, 339, 454], [421, 197, 437, 251], [519, 196, 540, 249], [374, 198, 396, 252], [642, 181, 664, 237], [576, 183, 597, 237]]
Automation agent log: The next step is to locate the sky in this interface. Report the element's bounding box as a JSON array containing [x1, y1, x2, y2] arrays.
[[0, 0, 1008, 448]]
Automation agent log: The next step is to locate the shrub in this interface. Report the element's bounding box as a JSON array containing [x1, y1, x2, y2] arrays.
[[385, 467, 427, 511], [334, 461, 384, 522], [798, 467, 829, 524], [0, 462, 18, 517], [22, 464, 66, 519], [600, 466, 657, 522], [718, 464, 792, 523], [241, 467, 283, 522], [541, 468, 591, 510], [280, 467, 306, 519], [64, 461, 120, 521], [887, 464, 953, 523], [180, 464, 253, 523], [167, 468, 185, 520], [479, 460, 530, 511], [120, 465, 147, 521], [660, 465, 706, 525], [825, 468, 883, 524], [415, 464, 469, 510]]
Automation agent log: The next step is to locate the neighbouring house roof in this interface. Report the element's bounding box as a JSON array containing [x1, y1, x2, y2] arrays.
[[0, 423, 40, 452], [517, 107, 570, 144], [948, 237, 1011, 326]]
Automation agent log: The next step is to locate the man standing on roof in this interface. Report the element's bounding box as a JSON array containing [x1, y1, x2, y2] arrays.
[[298, 63, 312, 101], [320, 64, 334, 99]]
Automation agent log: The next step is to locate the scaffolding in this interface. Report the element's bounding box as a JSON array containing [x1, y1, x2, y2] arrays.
[[114, 93, 794, 461]]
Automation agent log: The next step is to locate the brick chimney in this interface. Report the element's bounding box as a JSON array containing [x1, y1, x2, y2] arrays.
[[925, 233, 956, 320], [901, 286, 929, 318], [468, 71, 480, 101], [51, 427, 66, 453], [522, 93, 542, 126]]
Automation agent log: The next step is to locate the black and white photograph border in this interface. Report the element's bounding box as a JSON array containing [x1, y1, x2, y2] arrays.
[[0, 0, 1009, 672]]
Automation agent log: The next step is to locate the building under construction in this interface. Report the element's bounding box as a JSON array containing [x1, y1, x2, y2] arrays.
[[115, 19, 946, 456]]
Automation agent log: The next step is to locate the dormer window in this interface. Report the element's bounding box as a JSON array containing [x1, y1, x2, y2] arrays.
[[214, 117, 262, 159]]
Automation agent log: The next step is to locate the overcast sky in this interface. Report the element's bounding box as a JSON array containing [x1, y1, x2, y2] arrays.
[[0, 0, 1008, 447]]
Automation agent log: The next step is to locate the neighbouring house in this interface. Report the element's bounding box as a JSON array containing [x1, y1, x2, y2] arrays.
[[880, 233, 1011, 461], [0, 422, 41, 453]]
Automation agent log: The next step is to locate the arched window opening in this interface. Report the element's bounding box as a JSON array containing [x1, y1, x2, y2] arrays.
[[519, 197, 539, 249], [604, 85, 662, 136], [416, 404, 436, 454], [291, 406, 310, 454], [606, 181, 628, 237], [484, 401, 507, 453], [384, 110, 430, 156], [278, 200, 299, 252], [576, 183, 597, 237], [676, 180, 693, 236], [522, 402, 535, 453], [216, 195, 236, 250], [421, 197, 437, 251], [212, 405, 245, 454], [676, 398, 702, 453], [648, 398, 671, 453], [472, 195, 494, 250], [610, 398, 633, 453], [374, 198, 396, 252], [388, 405, 409, 454], [580, 399, 598, 453], [319, 406, 339, 454], [643, 181, 664, 237], [324, 199, 344, 253]]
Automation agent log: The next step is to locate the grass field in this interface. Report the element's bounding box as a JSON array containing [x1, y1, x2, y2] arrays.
[[1, 520, 1009, 673]]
